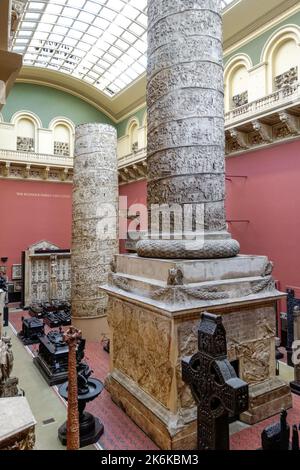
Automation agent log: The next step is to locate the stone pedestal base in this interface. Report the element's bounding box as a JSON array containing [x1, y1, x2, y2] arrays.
[[58, 412, 104, 448], [102, 254, 292, 450], [73, 315, 109, 341], [0, 377, 20, 398], [0, 397, 36, 450], [290, 380, 300, 395], [240, 378, 292, 424], [107, 371, 197, 450]]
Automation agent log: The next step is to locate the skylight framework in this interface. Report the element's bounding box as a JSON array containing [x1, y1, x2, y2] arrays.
[[12, 0, 147, 96], [13, 0, 237, 97]]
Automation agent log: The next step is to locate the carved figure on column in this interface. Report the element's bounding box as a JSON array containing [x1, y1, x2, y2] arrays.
[[137, 0, 240, 259]]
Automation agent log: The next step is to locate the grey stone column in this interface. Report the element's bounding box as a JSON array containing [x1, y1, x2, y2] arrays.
[[71, 123, 118, 335], [137, 0, 239, 259]]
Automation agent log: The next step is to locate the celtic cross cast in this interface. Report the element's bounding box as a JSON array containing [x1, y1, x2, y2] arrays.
[[182, 313, 249, 450]]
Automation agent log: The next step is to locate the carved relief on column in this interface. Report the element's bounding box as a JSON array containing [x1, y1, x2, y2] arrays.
[[136, 0, 239, 259], [72, 123, 118, 320]]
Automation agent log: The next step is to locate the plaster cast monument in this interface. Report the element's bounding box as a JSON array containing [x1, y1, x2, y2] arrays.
[[23, 240, 71, 308], [102, 0, 292, 449], [72, 123, 118, 340]]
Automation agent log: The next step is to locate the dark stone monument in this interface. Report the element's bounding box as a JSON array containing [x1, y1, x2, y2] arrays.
[[182, 312, 249, 450], [33, 329, 85, 385], [58, 362, 104, 448], [29, 301, 71, 328], [261, 409, 290, 450], [18, 317, 45, 345]]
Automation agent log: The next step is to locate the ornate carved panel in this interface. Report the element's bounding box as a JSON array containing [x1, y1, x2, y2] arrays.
[[17, 137, 34, 152], [232, 91, 248, 108], [24, 241, 71, 307], [275, 67, 298, 90]]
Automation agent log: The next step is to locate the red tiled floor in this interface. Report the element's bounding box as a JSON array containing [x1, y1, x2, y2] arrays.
[[9, 310, 158, 450], [8, 309, 300, 450]]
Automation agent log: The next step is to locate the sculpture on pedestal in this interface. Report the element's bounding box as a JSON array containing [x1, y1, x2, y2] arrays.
[[0, 334, 20, 397], [101, 0, 291, 449], [182, 313, 249, 450], [58, 362, 104, 448]]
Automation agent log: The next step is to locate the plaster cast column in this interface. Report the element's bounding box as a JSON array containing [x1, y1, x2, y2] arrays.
[[72, 123, 118, 340], [137, 0, 239, 259]]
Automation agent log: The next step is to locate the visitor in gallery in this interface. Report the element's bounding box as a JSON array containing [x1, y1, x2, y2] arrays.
[[0, 271, 7, 292]]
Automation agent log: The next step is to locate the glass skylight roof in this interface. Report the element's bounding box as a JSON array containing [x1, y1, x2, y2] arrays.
[[12, 0, 237, 97]]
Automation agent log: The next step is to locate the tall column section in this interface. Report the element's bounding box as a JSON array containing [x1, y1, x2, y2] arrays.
[[71, 123, 118, 340], [137, 0, 239, 259]]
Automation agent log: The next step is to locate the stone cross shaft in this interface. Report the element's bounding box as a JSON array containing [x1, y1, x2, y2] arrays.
[[137, 0, 239, 259], [182, 313, 249, 450], [64, 326, 82, 451]]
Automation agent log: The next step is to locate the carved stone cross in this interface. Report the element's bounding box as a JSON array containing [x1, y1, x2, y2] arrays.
[[182, 313, 249, 450], [63, 326, 82, 451]]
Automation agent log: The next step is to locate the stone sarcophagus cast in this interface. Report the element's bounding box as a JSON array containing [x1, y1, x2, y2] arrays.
[[23, 240, 71, 308]]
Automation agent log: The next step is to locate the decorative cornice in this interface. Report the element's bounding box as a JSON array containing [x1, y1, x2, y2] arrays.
[[224, 0, 300, 57]]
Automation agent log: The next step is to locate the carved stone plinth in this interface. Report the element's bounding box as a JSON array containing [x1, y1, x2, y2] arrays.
[[102, 254, 292, 450], [0, 397, 36, 450], [72, 123, 118, 340], [136, 0, 239, 259]]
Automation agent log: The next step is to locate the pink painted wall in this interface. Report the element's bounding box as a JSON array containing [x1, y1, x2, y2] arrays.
[[1, 138, 299, 317], [0, 179, 72, 280], [226, 140, 300, 312]]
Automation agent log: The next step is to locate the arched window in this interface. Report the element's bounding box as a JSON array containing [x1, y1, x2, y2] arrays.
[[224, 55, 252, 112], [273, 39, 298, 90], [49, 117, 75, 157], [16, 117, 35, 152], [230, 65, 249, 108], [129, 120, 139, 153], [53, 123, 71, 156], [261, 26, 300, 94]]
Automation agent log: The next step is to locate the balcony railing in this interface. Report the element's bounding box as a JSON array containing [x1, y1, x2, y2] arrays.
[[118, 147, 147, 168], [225, 82, 300, 126], [0, 148, 73, 166]]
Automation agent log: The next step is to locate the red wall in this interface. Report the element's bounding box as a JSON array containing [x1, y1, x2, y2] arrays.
[[226, 140, 300, 304], [2, 140, 300, 313], [0, 179, 72, 280]]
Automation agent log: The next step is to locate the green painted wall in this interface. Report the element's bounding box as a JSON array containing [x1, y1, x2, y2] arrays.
[[224, 11, 300, 66], [2, 83, 114, 128], [117, 106, 146, 138]]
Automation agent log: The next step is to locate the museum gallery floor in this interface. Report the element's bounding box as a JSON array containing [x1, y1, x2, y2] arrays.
[[8, 309, 300, 451]]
